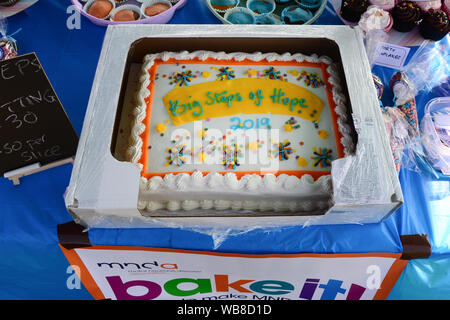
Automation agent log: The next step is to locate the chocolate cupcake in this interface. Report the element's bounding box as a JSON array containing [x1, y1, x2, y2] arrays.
[[339, 0, 369, 23], [419, 9, 450, 40], [392, 1, 422, 32]]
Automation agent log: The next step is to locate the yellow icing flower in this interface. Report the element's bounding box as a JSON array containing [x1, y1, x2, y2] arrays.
[[289, 70, 300, 77], [284, 123, 293, 132], [318, 130, 329, 139], [201, 71, 211, 78], [155, 123, 167, 134], [297, 157, 308, 167], [248, 141, 259, 151], [245, 69, 259, 78]]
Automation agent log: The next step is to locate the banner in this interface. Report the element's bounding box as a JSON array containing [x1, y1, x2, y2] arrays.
[[60, 245, 407, 301]]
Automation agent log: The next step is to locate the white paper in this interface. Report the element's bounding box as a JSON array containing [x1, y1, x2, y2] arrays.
[[374, 42, 411, 69]]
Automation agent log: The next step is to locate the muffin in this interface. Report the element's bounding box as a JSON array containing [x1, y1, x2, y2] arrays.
[[444, 0, 450, 15], [247, 0, 276, 15], [224, 7, 256, 24], [340, 0, 370, 23], [413, 0, 442, 12], [87, 0, 114, 19], [281, 5, 313, 24], [143, 0, 172, 17], [419, 9, 450, 40], [210, 0, 239, 12], [369, 0, 395, 11], [358, 5, 394, 32], [112, 8, 141, 21], [255, 13, 282, 24], [392, 1, 422, 32]]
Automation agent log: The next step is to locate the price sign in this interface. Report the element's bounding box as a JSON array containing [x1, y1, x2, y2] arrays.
[[0, 53, 78, 178]]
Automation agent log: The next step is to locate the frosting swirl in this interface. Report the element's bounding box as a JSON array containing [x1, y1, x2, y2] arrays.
[[392, 1, 422, 32], [358, 5, 392, 32]]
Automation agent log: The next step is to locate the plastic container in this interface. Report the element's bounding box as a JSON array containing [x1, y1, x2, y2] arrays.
[[71, 0, 187, 26], [206, 0, 326, 24], [420, 97, 450, 178]]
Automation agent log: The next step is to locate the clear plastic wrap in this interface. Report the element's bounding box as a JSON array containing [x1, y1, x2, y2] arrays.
[[0, 15, 18, 61], [363, 32, 450, 179]]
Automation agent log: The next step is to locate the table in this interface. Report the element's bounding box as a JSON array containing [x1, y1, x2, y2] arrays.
[[0, 0, 449, 299]]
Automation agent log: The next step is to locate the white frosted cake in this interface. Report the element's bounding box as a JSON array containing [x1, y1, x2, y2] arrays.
[[126, 51, 353, 214]]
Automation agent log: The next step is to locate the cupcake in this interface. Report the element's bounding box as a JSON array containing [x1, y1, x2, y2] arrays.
[[392, 1, 422, 32], [255, 12, 282, 24], [85, 0, 115, 19], [142, 0, 172, 17], [444, 0, 450, 15], [224, 7, 256, 24], [247, 0, 276, 15], [209, 0, 239, 12], [340, 0, 370, 23], [110, 5, 142, 21], [275, 0, 294, 4], [281, 5, 313, 24], [368, 0, 395, 11], [296, 0, 323, 12], [419, 9, 450, 40], [413, 0, 442, 12], [358, 5, 394, 32]]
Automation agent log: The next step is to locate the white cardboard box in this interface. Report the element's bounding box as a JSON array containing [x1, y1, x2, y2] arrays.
[[64, 24, 403, 230]]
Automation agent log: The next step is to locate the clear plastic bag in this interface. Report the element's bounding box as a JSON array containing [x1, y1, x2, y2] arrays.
[[0, 15, 18, 61]]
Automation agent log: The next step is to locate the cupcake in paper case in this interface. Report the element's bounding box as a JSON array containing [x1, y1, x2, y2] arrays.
[[444, 0, 450, 15], [255, 12, 283, 24], [275, 0, 294, 5], [419, 9, 450, 41], [368, 0, 395, 11], [110, 5, 142, 21], [358, 5, 394, 32], [392, 1, 422, 32], [209, 0, 239, 13], [281, 5, 313, 24], [413, 0, 441, 12], [141, 0, 172, 18], [295, 0, 323, 11], [339, 0, 370, 23], [247, 0, 276, 15], [84, 0, 115, 19], [224, 7, 256, 24]]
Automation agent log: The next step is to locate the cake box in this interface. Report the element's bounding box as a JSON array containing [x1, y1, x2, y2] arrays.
[[64, 24, 403, 230]]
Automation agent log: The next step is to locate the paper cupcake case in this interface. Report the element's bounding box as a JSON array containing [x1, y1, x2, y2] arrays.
[[71, 0, 187, 26], [206, 0, 327, 24]]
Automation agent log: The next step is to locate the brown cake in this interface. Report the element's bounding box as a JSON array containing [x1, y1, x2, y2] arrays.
[[392, 1, 422, 32], [419, 9, 450, 40]]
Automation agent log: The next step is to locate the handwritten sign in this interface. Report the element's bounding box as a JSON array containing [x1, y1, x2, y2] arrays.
[[373, 43, 410, 69], [0, 53, 78, 177]]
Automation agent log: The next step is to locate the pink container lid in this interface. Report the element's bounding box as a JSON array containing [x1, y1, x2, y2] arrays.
[[71, 0, 188, 26]]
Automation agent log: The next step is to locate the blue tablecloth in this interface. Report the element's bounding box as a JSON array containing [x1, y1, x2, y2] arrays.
[[0, 0, 449, 299]]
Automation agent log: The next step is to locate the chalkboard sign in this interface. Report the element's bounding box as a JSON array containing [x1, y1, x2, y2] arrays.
[[0, 52, 78, 177]]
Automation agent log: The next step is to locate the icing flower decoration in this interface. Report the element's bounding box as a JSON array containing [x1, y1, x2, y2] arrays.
[[271, 139, 294, 161], [263, 67, 283, 80], [284, 117, 300, 132], [245, 68, 259, 78], [166, 144, 189, 167], [311, 147, 333, 168], [169, 70, 194, 87], [155, 123, 167, 135], [297, 157, 308, 167], [213, 66, 235, 80], [318, 130, 329, 140], [298, 71, 325, 88]]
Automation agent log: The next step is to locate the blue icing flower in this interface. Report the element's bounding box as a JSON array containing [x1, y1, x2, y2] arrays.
[[281, 5, 313, 24], [225, 8, 256, 24], [256, 13, 282, 24], [248, 0, 275, 14]]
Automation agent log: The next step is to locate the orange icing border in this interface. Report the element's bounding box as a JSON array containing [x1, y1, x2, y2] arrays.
[[139, 57, 345, 181]]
